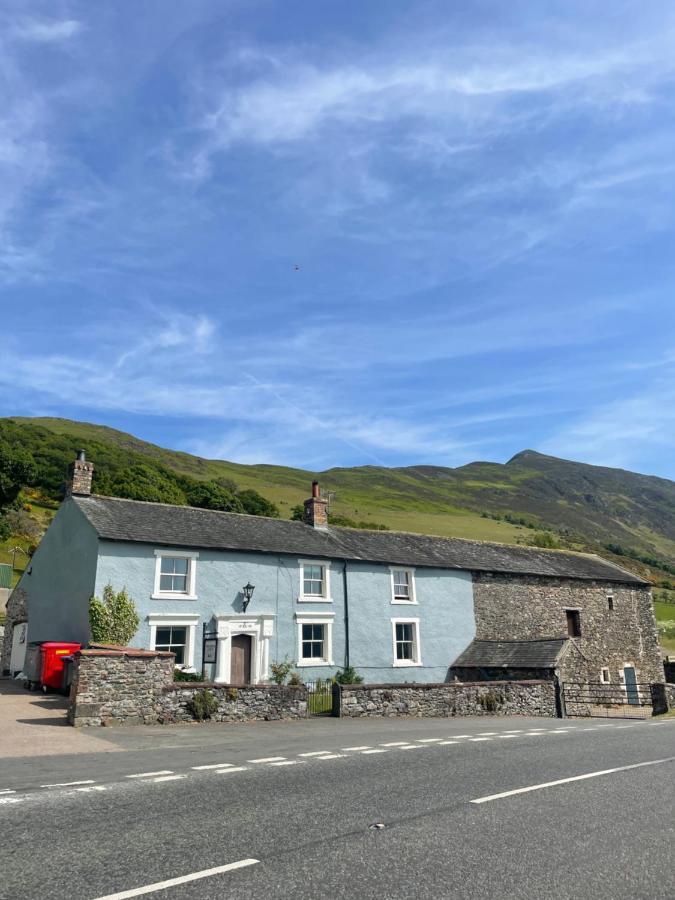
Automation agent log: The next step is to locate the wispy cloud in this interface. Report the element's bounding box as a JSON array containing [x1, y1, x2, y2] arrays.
[[12, 18, 82, 43]]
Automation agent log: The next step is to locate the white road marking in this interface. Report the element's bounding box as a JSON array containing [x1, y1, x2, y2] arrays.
[[439, 740, 458, 745], [151, 775, 185, 783], [580, 727, 598, 731], [42, 780, 95, 788], [342, 746, 371, 751], [497, 735, 516, 739], [471, 756, 675, 805], [549, 729, 570, 734], [398, 745, 423, 750], [525, 732, 546, 736], [417, 738, 443, 743], [249, 756, 286, 763], [316, 753, 345, 760], [126, 771, 173, 779], [269, 760, 300, 767], [298, 751, 333, 757], [478, 732, 498, 736], [469, 737, 490, 742], [91, 858, 259, 899], [215, 767, 248, 775], [503, 730, 523, 734], [450, 734, 473, 739], [192, 763, 234, 770], [76, 785, 106, 793], [362, 748, 388, 754], [0, 789, 16, 794], [0, 797, 24, 805], [380, 741, 410, 747]]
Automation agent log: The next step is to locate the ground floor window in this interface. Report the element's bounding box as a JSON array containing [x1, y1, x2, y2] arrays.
[[154, 626, 187, 665], [600, 667, 610, 683], [392, 618, 421, 666], [296, 614, 334, 666]]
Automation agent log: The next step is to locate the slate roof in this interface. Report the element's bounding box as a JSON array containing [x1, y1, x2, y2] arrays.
[[451, 639, 568, 669], [72, 495, 646, 585]]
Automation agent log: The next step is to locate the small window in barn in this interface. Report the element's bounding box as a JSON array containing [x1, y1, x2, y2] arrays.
[[566, 609, 581, 638], [607, 595, 614, 611], [601, 667, 610, 683]]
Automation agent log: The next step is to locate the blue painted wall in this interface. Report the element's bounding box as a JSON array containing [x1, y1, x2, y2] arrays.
[[25, 500, 99, 646], [94, 541, 475, 683]]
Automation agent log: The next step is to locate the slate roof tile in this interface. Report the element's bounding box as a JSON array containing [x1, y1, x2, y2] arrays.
[[73, 495, 646, 585], [451, 638, 568, 668]]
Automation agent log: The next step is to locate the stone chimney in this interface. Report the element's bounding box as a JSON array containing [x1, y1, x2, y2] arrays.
[[303, 480, 328, 529], [66, 449, 94, 497]]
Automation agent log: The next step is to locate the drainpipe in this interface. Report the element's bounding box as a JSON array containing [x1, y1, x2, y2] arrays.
[[342, 560, 350, 669]]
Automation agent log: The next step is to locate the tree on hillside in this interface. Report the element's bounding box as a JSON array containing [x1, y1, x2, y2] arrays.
[[0, 438, 37, 508], [237, 489, 279, 518], [185, 481, 244, 512], [100, 464, 187, 505]]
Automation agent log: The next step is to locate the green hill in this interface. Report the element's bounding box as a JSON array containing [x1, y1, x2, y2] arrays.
[[3, 415, 675, 648]]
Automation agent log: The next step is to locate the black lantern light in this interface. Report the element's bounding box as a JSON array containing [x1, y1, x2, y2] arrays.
[[242, 581, 255, 612]]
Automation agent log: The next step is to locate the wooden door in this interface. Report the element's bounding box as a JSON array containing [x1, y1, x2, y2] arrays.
[[231, 634, 252, 684]]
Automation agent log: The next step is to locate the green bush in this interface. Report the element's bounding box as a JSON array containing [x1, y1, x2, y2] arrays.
[[88, 584, 140, 646], [270, 657, 294, 684], [334, 665, 363, 684], [188, 689, 219, 721], [173, 669, 204, 682], [288, 671, 304, 686]]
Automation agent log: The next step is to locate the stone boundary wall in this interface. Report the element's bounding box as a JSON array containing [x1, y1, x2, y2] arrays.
[[69, 652, 557, 725], [339, 680, 557, 718], [68, 648, 176, 726], [160, 684, 307, 723]]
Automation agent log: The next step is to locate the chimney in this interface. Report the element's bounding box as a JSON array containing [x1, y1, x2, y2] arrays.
[[303, 480, 328, 529], [66, 449, 94, 497]]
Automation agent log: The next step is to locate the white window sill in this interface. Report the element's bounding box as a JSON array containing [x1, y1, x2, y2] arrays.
[[391, 599, 418, 605], [392, 660, 422, 667], [151, 593, 198, 601], [297, 596, 333, 603], [297, 659, 334, 667]]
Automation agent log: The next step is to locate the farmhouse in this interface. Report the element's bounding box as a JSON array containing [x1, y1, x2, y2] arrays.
[[1, 452, 664, 692]]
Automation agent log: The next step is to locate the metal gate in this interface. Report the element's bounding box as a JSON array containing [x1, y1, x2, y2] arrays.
[[306, 679, 339, 717], [561, 682, 654, 719]]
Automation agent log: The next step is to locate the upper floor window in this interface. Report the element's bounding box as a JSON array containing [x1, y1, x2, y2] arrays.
[[298, 560, 331, 602], [153, 550, 198, 599], [566, 609, 581, 638], [600, 667, 610, 684], [390, 567, 416, 604]]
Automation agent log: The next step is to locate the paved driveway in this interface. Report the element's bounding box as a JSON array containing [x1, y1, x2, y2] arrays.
[[0, 678, 120, 758]]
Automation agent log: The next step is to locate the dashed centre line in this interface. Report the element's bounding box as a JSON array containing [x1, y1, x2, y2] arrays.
[[215, 767, 249, 775], [42, 780, 95, 788], [151, 775, 185, 783], [417, 738, 443, 743], [126, 771, 173, 779], [469, 737, 490, 742], [249, 756, 286, 764], [191, 763, 234, 770], [362, 748, 388, 754], [380, 741, 411, 747], [342, 745, 371, 751], [299, 751, 333, 757]]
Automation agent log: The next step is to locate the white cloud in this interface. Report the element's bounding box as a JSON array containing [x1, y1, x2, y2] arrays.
[[13, 19, 82, 43]]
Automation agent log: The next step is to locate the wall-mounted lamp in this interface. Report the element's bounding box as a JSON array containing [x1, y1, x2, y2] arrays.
[[242, 582, 255, 612]]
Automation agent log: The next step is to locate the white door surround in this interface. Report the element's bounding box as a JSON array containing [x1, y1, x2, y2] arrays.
[[215, 614, 274, 684]]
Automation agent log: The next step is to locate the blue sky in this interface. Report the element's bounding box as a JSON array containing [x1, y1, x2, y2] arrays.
[[2, 1, 675, 477]]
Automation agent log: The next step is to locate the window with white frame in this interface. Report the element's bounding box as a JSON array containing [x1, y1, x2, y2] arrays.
[[153, 550, 198, 599], [298, 560, 331, 601], [392, 618, 421, 666], [390, 567, 416, 603], [600, 667, 610, 683], [154, 626, 188, 664], [148, 614, 199, 669], [296, 613, 334, 665]]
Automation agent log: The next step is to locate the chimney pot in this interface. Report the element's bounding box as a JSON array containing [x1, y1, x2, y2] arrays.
[[304, 480, 328, 529], [66, 450, 94, 498]]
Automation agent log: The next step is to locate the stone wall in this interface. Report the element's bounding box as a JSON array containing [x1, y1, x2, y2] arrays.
[[159, 684, 307, 723], [69, 648, 175, 726], [1, 586, 27, 675], [68, 649, 308, 726], [339, 681, 557, 718], [472, 573, 664, 686]]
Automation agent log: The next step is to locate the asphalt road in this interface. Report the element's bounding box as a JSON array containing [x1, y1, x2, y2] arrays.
[[2, 716, 674, 900]]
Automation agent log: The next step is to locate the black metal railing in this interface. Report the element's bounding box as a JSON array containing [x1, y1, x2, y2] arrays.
[[305, 679, 337, 717], [561, 681, 654, 718]]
